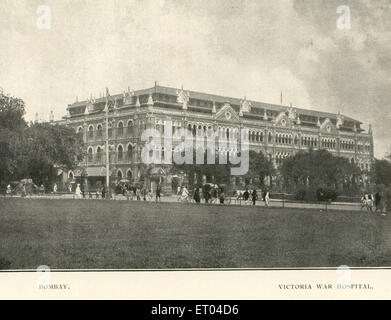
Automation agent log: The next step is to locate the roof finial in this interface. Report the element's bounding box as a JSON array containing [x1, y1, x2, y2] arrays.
[[147, 94, 154, 106]]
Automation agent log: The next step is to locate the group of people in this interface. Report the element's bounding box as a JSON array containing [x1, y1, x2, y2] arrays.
[[176, 184, 271, 206], [115, 182, 162, 202], [360, 191, 385, 215]]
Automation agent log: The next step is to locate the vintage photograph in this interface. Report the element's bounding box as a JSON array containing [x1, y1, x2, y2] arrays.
[[1, 0, 391, 271]]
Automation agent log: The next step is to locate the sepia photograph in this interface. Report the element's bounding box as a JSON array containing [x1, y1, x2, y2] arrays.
[[1, 0, 391, 278]]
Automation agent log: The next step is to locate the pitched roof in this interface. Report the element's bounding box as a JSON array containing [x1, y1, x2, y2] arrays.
[[68, 85, 361, 124]]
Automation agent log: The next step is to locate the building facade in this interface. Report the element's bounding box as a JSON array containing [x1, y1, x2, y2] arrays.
[[60, 84, 374, 192]]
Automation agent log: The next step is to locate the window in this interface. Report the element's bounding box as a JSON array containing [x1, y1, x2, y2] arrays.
[[118, 122, 124, 137], [118, 145, 123, 161], [88, 126, 94, 140], [96, 147, 102, 162], [97, 124, 103, 139], [127, 145, 133, 161], [127, 120, 134, 137], [88, 147, 93, 162], [108, 123, 112, 139]]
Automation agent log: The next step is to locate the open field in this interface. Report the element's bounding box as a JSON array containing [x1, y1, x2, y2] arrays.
[[0, 198, 390, 270]]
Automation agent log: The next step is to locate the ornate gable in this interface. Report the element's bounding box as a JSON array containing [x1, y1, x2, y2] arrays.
[[320, 118, 337, 134], [274, 111, 290, 127], [215, 102, 240, 122]]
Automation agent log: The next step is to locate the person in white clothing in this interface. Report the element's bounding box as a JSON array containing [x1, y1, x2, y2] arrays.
[[6, 184, 12, 197], [75, 184, 82, 199], [264, 190, 270, 207], [181, 185, 190, 202]]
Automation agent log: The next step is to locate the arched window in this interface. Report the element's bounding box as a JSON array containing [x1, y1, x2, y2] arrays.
[[127, 120, 134, 137], [268, 132, 272, 143], [126, 170, 132, 181], [260, 132, 264, 142], [127, 144, 133, 161], [77, 126, 83, 135], [117, 170, 123, 180], [87, 147, 93, 162], [88, 125, 94, 140], [108, 122, 112, 139], [118, 122, 124, 137], [207, 126, 212, 138], [96, 146, 102, 162], [118, 145, 123, 161], [97, 124, 103, 139]]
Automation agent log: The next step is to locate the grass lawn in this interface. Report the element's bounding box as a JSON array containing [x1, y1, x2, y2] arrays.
[[0, 197, 390, 270]]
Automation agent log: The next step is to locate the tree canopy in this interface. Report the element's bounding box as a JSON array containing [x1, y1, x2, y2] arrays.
[[172, 149, 275, 187], [372, 159, 391, 187], [279, 148, 361, 191], [0, 89, 84, 186]]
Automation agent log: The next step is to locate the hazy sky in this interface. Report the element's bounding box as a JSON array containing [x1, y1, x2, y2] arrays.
[[0, 0, 390, 157]]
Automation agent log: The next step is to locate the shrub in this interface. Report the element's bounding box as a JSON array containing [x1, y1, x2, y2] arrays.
[[295, 188, 307, 201], [316, 188, 337, 202]]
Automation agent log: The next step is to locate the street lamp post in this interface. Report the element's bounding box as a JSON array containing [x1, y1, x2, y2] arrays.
[[105, 88, 110, 196]]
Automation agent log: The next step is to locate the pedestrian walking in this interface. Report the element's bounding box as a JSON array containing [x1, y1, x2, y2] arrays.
[[6, 184, 12, 197], [251, 189, 258, 206], [243, 188, 250, 205], [211, 185, 218, 204], [264, 190, 270, 207], [219, 188, 225, 204], [181, 185, 190, 202], [193, 187, 201, 203], [75, 184, 82, 198], [156, 183, 162, 202]]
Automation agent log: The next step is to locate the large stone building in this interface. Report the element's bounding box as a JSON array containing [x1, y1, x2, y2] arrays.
[[60, 84, 374, 192]]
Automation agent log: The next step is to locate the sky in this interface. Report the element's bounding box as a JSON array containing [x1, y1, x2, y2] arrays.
[[0, 0, 390, 158]]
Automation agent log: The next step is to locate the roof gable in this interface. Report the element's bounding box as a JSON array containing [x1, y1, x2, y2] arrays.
[[215, 102, 240, 123]]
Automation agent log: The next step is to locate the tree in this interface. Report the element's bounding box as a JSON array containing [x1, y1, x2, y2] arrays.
[[0, 89, 27, 183], [245, 150, 275, 187], [0, 89, 84, 187], [279, 149, 361, 193], [17, 123, 84, 185], [172, 150, 231, 186], [372, 159, 391, 187]]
